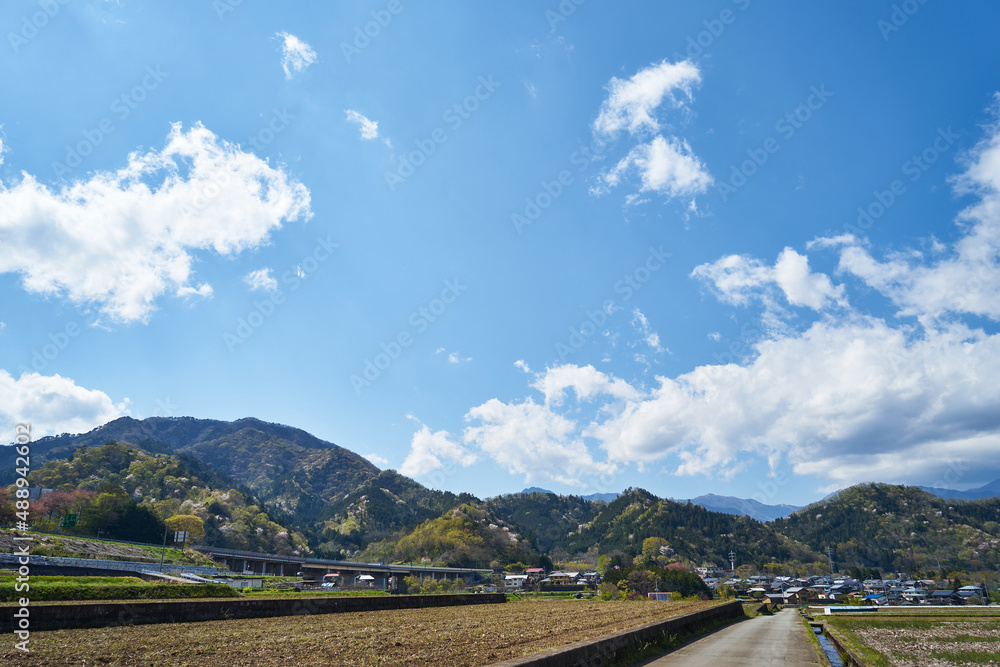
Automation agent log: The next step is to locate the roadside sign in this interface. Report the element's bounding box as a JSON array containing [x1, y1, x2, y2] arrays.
[[63, 514, 77, 527], [174, 530, 189, 544]]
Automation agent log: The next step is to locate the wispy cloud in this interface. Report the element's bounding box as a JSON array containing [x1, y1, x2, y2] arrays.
[[277, 32, 317, 79], [344, 109, 381, 141], [243, 268, 278, 292]]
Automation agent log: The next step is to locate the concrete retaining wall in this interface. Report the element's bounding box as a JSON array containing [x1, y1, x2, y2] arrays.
[[489, 600, 745, 667], [1, 592, 506, 632]]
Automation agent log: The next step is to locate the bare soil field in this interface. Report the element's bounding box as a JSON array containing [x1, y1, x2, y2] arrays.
[[1, 598, 713, 666], [827, 614, 1000, 667]]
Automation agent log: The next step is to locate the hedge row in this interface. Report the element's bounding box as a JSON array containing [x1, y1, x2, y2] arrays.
[[0, 582, 239, 602]]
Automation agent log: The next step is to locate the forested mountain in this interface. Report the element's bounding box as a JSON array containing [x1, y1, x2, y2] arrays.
[[559, 488, 820, 571], [22, 441, 309, 553], [4, 417, 467, 558], [773, 483, 1000, 575], [6, 417, 1000, 574], [484, 491, 605, 553], [360, 503, 538, 568]]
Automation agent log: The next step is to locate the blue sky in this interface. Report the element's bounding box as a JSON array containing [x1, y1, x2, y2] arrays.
[[2, 0, 1000, 507]]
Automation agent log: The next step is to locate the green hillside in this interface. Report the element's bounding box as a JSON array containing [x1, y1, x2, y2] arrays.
[[773, 483, 1000, 575], [25, 441, 310, 554], [558, 488, 821, 571], [359, 503, 538, 568]]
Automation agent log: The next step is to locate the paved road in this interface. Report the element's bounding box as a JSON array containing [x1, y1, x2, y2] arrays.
[[640, 608, 821, 666]]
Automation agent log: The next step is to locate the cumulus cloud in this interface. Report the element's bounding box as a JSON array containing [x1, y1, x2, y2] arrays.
[[602, 136, 712, 198], [277, 32, 317, 79], [592, 60, 710, 204], [243, 268, 278, 292], [0, 371, 127, 444], [399, 419, 477, 478], [0, 123, 311, 323], [447, 96, 1000, 490], [692, 247, 846, 312], [344, 110, 380, 141], [463, 397, 615, 487], [530, 363, 639, 406], [593, 60, 701, 137]]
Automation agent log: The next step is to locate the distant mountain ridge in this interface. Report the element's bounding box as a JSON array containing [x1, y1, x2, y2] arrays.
[[919, 479, 1000, 501], [519, 487, 620, 503], [689, 493, 801, 522]]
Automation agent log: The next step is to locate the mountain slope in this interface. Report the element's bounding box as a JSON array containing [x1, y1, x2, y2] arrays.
[[3, 416, 464, 558], [560, 488, 819, 570], [773, 483, 1000, 574], [26, 440, 309, 553]]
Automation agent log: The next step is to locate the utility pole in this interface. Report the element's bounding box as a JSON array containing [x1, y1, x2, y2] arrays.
[[729, 550, 736, 573], [827, 546, 835, 575]]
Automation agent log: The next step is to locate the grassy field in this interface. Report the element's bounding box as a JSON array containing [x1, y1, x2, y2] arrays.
[[826, 612, 1000, 666], [0, 531, 219, 567], [0, 598, 716, 666], [0, 574, 238, 602]]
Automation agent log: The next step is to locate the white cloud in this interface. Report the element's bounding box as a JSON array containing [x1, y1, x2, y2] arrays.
[[594, 59, 701, 137], [0, 371, 127, 444], [463, 397, 615, 487], [0, 123, 311, 323], [592, 60, 710, 204], [243, 268, 278, 292], [530, 363, 640, 406], [277, 32, 317, 79], [344, 109, 380, 141], [603, 136, 712, 198], [362, 452, 390, 468], [399, 420, 477, 477], [631, 308, 665, 353], [448, 352, 472, 364], [448, 99, 1000, 490], [692, 248, 845, 312]]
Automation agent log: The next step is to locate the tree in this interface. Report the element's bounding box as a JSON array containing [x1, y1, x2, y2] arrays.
[[0, 488, 15, 527], [627, 569, 656, 596], [642, 537, 669, 561], [165, 515, 206, 543]]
